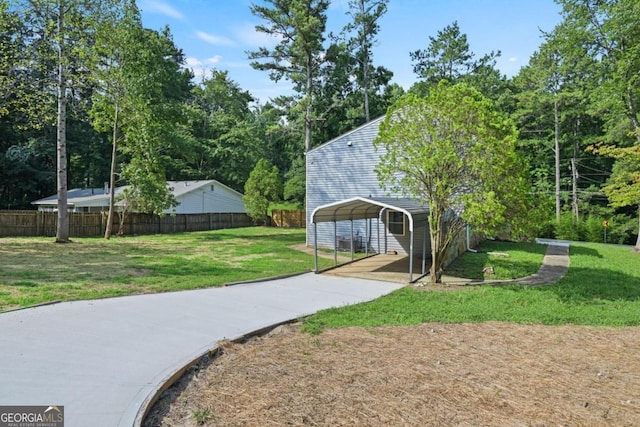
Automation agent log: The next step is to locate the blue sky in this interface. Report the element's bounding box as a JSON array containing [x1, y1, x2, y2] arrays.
[[139, 0, 563, 103]]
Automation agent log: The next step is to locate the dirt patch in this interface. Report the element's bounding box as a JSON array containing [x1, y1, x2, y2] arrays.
[[145, 322, 640, 426]]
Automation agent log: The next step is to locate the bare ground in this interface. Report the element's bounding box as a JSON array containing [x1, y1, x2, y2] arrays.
[[145, 322, 640, 427]]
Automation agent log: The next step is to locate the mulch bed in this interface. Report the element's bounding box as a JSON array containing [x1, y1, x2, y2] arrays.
[[145, 322, 640, 426]]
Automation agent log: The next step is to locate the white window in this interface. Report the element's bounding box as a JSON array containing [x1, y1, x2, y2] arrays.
[[387, 211, 405, 236]]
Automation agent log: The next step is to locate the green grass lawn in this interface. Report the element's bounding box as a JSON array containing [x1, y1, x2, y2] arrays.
[[4, 231, 638, 330], [0, 227, 329, 312], [444, 240, 548, 280], [302, 242, 640, 333]]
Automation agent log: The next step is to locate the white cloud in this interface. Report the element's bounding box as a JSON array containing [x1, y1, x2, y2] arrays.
[[184, 56, 224, 79], [139, 0, 184, 20], [185, 57, 203, 67], [509, 56, 519, 63], [196, 31, 235, 46], [234, 22, 281, 48]]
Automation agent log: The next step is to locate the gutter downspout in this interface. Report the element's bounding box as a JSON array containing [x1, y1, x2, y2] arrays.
[[466, 224, 477, 253]]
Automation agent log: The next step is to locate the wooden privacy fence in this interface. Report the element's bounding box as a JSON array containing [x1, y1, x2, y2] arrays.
[[0, 211, 252, 238], [271, 209, 306, 228]]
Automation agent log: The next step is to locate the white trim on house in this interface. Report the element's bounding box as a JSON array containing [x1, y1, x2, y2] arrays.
[[387, 210, 406, 236]]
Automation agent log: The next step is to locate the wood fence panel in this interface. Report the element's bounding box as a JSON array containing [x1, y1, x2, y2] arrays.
[[271, 209, 306, 228], [69, 213, 103, 237], [0, 211, 36, 236], [0, 211, 252, 237]]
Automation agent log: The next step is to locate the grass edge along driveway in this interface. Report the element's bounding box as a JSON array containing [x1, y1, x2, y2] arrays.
[[0, 227, 333, 312], [303, 241, 640, 333]]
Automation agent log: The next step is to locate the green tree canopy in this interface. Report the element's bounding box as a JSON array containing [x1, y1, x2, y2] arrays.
[[249, 0, 329, 152], [243, 158, 282, 224], [375, 82, 532, 283], [589, 144, 640, 251], [410, 21, 504, 101], [177, 70, 258, 190], [555, 0, 640, 145], [343, 0, 389, 122]]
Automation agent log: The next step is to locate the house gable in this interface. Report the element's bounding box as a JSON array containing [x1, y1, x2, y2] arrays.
[[306, 117, 428, 255], [306, 117, 386, 208], [167, 180, 244, 214]]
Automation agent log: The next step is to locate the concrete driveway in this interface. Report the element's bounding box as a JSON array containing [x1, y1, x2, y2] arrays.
[[0, 274, 402, 427]]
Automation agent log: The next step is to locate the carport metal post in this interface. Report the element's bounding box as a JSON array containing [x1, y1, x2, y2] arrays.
[[409, 224, 414, 282], [350, 219, 354, 261], [383, 209, 388, 254], [333, 220, 337, 266], [377, 217, 380, 254], [313, 222, 318, 273], [365, 219, 369, 257]]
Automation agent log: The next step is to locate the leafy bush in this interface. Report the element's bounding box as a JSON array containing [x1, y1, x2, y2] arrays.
[[584, 216, 604, 243], [555, 212, 582, 241], [550, 211, 637, 244]]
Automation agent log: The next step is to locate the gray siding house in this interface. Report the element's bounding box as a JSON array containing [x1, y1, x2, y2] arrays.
[[306, 117, 430, 258]]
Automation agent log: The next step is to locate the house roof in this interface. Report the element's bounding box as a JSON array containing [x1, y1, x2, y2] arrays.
[[166, 180, 243, 198], [310, 196, 429, 231], [306, 116, 384, 155], [32, 188, 109, 206], [32, 180, 242, 206]]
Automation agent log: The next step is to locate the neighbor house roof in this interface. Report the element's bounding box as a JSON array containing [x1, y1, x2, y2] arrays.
[[32, 180, 242, 207], [166, 180, 243, 198], [31, 188, 110, 207]]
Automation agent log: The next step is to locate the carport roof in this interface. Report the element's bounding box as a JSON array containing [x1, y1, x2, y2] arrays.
[[310, 197, 429, 230]]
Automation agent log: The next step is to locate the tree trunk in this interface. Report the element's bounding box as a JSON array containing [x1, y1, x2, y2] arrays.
[[304, 55, 313, 152], [118, 209, 126, 236], [429, 211, 444, 283], [624, 86, 640, 146], [571, 157, 579, 222], [55, 0, 69, 243], [363, 45, 370, 122], [635, 204, 640, 253], [104, 102, 119, 239]]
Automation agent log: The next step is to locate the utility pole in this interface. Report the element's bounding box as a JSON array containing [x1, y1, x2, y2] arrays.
[[554, 97, 560, 222], [571, 158, 579, 222]]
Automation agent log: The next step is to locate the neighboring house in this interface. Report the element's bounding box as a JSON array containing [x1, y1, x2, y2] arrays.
[[165, 180, 245, 214], [306, 117, 431, 260], [32, 187, 110, 213], [32, 180, 245, 214]]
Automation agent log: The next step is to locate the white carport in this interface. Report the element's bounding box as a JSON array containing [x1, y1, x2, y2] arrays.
[[310, 197, 430, 282]]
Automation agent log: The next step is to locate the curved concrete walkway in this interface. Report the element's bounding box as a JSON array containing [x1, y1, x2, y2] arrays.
[[0, 274, 402, 427], [437, 240, 570, 286], [514, 241, 570, 286]]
